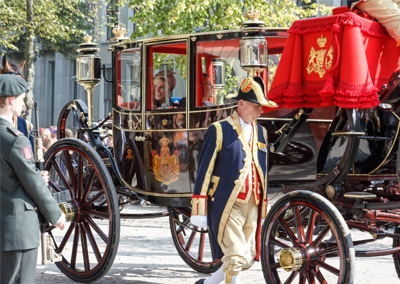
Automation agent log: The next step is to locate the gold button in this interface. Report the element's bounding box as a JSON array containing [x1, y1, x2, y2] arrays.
[[234, 180, 238, 184], [211, 197, 215, 201], [239, 169, 244, 173]]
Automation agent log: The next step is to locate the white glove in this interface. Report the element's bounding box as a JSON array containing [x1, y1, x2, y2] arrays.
[[190, 215, 208, 229]]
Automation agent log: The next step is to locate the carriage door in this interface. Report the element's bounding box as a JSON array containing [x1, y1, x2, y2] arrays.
[[113, 48, 145, 190], [143, 40, 191, 196]]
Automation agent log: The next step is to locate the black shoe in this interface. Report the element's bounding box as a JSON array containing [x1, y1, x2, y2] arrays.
[[195, 279, 205, 284]]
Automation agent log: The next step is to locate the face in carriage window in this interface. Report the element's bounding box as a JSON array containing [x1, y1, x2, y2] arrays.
[[153, 70, 176, 108]]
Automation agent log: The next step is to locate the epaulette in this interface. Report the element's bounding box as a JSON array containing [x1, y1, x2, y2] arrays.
[[7, 126, 24, 137]]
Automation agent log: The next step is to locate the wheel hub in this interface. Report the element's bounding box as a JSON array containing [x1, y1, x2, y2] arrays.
[[279, 247, 303, 272], [59, 200, 80, 222]]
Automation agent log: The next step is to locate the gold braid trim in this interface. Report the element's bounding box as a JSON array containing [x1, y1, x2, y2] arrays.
[[191, 122, 223, 217], [200, 122, 222, 196], [217, 111, 252, 245], [191, 195, 207, 216], [261, 126, 269, 218]]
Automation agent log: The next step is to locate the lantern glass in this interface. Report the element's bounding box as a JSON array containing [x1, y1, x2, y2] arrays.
[[76, 55, 101, 84], [239, 36, 267, 71], [212, 59, 225, 89]]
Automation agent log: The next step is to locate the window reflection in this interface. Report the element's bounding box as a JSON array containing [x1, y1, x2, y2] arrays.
[[116, 49, 141, 111]]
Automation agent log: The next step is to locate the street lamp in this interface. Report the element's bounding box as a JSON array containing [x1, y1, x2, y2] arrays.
[[76, 35, 101, 127], [239, 10, 268, 77]]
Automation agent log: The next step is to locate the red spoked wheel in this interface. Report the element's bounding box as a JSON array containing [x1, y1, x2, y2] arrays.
[[44, 138, 120, 283], [168, 207, 222, 273], [261, 190, 355, 284]]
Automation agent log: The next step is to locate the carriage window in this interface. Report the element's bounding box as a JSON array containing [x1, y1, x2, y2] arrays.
[[116, 49, 141, 111], [147, 42, 187, 110], [195, 39, 246, 108]]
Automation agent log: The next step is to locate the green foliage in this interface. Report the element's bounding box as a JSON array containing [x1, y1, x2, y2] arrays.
[[128, 0, 333, 39], [153, 53, 187, 79], [0, 0, 107, 57]]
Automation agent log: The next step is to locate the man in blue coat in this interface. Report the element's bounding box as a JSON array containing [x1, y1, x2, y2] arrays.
[[191, 76, 277, 284], [0, 74, 66, 284]]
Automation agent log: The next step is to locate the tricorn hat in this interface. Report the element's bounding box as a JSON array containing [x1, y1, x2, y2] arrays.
[[227, 76, 278, 108], [0, 74, 28, 97]]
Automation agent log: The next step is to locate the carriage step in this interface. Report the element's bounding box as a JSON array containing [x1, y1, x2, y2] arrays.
[[358, 136, 393, 141], [344, 192, 377, 200], [331, 131, 365, 137]]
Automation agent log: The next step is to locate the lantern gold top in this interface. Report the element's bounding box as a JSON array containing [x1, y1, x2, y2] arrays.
[[109, 26, 129, 43], [83, 34, 93, 44], [246, 10, 260, 22], [241, 9, 266, 32], [77, 34, 99, 53]]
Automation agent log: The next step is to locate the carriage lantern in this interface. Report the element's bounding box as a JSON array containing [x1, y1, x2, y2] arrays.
[[212, 58, 225, 104], [239, 10, 268, 77], [76, 35, 101, 127]]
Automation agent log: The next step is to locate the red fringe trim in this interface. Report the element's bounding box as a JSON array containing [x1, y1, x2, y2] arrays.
[[335, 83, 379, 108], [288, 12, 388, 38]]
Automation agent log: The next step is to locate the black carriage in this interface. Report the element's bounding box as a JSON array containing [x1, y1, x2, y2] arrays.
[[44, 15, 290, 282], [42, 8, 400, 284]]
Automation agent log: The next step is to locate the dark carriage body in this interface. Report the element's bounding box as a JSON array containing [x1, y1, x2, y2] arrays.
[[108, 29, 314, 207]]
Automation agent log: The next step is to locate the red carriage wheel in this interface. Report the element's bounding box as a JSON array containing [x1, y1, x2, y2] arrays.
[[168, 207, 222, 273], [44, 138, 120, 283], [261, 190, 355, 284], [393, 227, 400, 279]]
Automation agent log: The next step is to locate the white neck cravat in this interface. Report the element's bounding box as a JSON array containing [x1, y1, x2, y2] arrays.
[[239, 117, 252, 143]]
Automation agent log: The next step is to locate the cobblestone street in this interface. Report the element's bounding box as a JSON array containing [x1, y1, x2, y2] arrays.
[[36, 190, 400, 284]]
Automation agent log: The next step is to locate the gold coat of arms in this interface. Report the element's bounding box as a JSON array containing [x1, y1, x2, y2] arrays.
[[152, 136, 180, 185], [306, 35, 333, 78]]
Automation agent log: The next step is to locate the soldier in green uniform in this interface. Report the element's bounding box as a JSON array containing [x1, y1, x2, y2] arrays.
[[0, 74, 66, 284]]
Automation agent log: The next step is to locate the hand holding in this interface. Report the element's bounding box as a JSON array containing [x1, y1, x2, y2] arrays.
[[41, 170, 50, 184], [54, 213, 66, 230]]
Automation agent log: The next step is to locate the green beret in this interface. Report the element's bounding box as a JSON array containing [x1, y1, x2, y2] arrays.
[[0, 74, 29, 97]]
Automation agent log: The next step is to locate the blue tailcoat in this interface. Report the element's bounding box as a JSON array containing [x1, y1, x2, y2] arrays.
[[192, 111, 269, 260]]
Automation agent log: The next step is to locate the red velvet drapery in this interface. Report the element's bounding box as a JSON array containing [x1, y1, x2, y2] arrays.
[[267, 12, 400, 110]]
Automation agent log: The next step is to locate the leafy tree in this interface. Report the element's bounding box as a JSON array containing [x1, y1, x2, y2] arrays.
[[128, 0, 332, 90], [128, 0, 332, 39], [0, 0, 111, 121]]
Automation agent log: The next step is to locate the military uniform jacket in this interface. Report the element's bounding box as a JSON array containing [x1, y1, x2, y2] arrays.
[[191, 111, 269, 260], [0, 117, 62, 251]]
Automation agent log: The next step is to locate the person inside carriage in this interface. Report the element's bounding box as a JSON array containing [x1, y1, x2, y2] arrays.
[[179, 73, 216, 108], [153, 70, 177, 108]]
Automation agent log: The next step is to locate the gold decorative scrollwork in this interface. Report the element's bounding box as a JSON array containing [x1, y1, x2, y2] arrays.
[[306, 35, 333, 79], [127, 113, 141, 130]]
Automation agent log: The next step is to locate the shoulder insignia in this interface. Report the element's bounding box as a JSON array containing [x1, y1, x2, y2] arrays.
[[23, 146, 32, 160], [7, 126, 24, 137]]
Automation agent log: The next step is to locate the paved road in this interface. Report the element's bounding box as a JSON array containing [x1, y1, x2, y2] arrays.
[[36, 190, 400, 284]]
